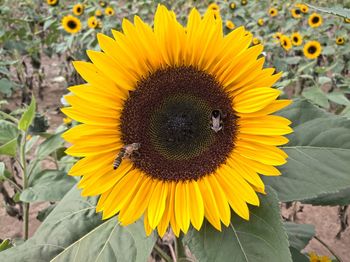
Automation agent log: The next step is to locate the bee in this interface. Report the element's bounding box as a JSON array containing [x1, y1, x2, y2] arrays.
[[210, 109, 224, 133], [113, 143, 141, 170]]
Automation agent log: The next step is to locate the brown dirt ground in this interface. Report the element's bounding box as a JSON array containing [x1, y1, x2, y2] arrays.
[[0, 56, 349, 261]]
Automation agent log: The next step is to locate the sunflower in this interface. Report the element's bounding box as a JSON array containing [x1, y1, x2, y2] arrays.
[[345, 18, 350, 23], [99, 1, 106, 7], [308, 13, 322, 28], [309, 252, 332, 262], [269, 7, 278, 17], [229, 2, 236, 10], [291, 8, 302, 19], [208, 3, 220, 12], [280, 35, 292, 51], [291, 32, 302, 46], [257, 18, 264, 26], [273, 32, 282, 41], [61, 15, 81, 34], [336, 36, 345, 45], [47, 0, 58, 6], [105, 6, 115, 16], [62, 5, 292, 237], [225, 20, 235, 30], [252, 37, 261, 45], [241, 0, 247, 6], [95, 9, 103, 17], [303, 41, 322, 59], [296, 3, 308, 13], [88, 16, 99, 29], [73, 3, 84, 16]]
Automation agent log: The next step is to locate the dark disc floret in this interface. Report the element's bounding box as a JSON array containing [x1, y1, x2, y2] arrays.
[[67, 20, 77, 29], [121, 66, 237, 182], [308, 45, 317, 54]]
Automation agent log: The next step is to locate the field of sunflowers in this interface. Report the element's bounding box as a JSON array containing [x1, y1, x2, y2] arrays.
[[0, 0, 350, 261]]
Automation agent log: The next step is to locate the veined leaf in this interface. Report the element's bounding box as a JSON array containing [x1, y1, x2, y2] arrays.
[[0, 186, 157, 261], [18, 95, 36, 131], [265, 99, 350, 202], [284, 222, 314, 251], [184, 187, 291, 262]]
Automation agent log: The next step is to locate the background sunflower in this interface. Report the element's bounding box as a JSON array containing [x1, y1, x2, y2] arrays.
[[61, 15, 81, 34], [303, 40, 322, 59]]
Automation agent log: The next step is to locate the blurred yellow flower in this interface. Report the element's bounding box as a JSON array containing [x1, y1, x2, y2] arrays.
[[95, 9, 103, 17], [99, 1, 106, 7], [241, 0, 247, 6], [26, 134, 32, 141], [280, 35, 292, 51], [208, 3, 220, 11], [47, 0, 58, 6], [229, 2, 236, 10], [105, 6, 115, 16], [345, 18, 350, 23], [308, 13, 323, 28], [88, 16, 98, 29], [257, 18, 264, 26], [291, 8, 302, 19], [61, 15, 81, 34], [303, 41, 322, 59], [225, 20, 235, 30], [72, 3, 84, 16], [336, 36, 345, 45], [296, 3, 308, 13], [291, 32, 302, 46], [309, 252, 332, 262], [252, 37, 261, 45], [63, 117, 73, 125], [269, 7, 278, 17]]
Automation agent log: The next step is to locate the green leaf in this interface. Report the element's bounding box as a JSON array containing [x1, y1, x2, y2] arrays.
[[0, 239, 12, 252], [0, 120, 18, 144], [284, 222, 315, 251], [0, 162, 4, 177], [18, 95, 36, 131], [285, 57, 301, 65], [37, 132, 65, 159], [326, 92, 350, 106], [318, 76, 331, 86], [265, 99, 350, 202], [303, 187, 350, 206], [0, 78, 13, 96], [307, 5, 350, 18], [0, 137, 18, 156], [302, 87, 330, 108], [0, 186, 156, 261], [289, 247, 309, 262], [184, 187, 291, 262], [20, 170, 76, 202]]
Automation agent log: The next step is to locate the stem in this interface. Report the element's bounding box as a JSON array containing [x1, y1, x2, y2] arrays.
[[314, 235, 342, 262], [175, 234, 187, 262], [20, 132, 30, 240], [0, 111, 18, 123], [154, 244, 172, 262]]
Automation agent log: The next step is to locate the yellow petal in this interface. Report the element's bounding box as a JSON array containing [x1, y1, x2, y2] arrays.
[[147, 180, 168, 229], [188, 181, 204, 230], [175, 182, 190, 233]]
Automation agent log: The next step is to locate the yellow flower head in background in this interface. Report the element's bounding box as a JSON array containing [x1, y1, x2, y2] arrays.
[[308, 13, 322, 28], [225, 20, 235, 30], [105, 6, 115, 16], [273, 32, 282, 41], [296, 3, 308, 13], [95, 9, 103, 17], [291, 32, 302, 46], [208, 3, 220, 12], [280, 35, 292, 51], [257, 18, 264, 26], [62, 5, 292, 237], [61, 15, 81, 34], [303, 41, 322, 59], [47, 0, 58, 6], [73, 3, 84, 16], [269, 7, 278, 17], [345, 18, 350, 23], [88, 16, 99, 29], [336, 36, 345, 45], [309, 252, 332, 262], [291, 8, 302, 19], [229, 2, 236, 10], [241, 0, 247, 6], [252, 37, 261, 45], [99, 1, 106, 7]]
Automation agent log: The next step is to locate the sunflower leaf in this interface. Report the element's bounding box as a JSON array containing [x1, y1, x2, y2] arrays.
[[307, 5, 350, 19], [18, 94, 36, 131], [266, 99, 350, 202], [0, 186, 157, 261], [184, 187, 291, 262], [284, 222, 315, 251]]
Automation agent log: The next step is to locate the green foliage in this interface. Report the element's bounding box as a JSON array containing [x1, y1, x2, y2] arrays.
[[0, 187, 157, 262], [308, 5, 350, 18], [184, 188, 291, 262], [18, 95, 36, 131], [265, 99, 350, 202], [0, 120, 18, 156]]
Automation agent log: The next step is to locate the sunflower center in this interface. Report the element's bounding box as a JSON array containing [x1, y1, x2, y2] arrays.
[[295, 9, 301, 15], [77, 7, 81, 13], [308, 45, 317, 54], [312, 16, 319, 24], [293, 37, 298, 42], [121, 66, 237, 182], [67, 20, 77, 29]]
